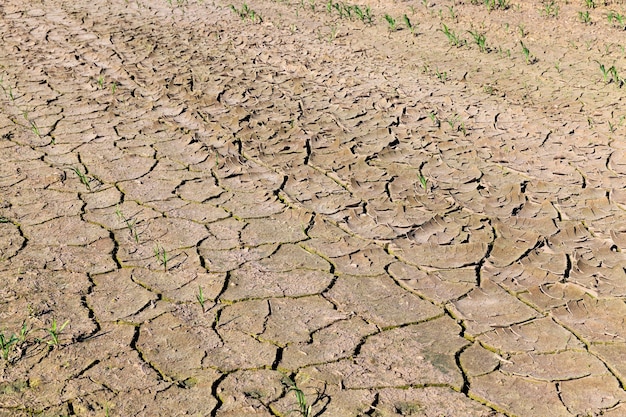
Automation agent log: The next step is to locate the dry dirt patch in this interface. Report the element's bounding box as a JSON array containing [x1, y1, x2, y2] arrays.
[[2, 0, 626, 415]]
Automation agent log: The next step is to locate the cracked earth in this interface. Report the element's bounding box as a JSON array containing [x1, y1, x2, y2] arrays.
[[2, 0, 626, 415]]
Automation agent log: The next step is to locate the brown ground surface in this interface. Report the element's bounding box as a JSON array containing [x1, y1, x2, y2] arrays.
[[2, 0, 626, 415]]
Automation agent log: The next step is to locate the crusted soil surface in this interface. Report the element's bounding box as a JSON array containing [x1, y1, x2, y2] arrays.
[[2, 0, 626, 415]]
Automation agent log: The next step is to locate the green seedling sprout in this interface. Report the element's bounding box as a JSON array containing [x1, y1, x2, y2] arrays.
[[328, 25, 338, 42], [229, 3, 262, 23], [18, 321, 28, 343], [435, 68, 447, 82], [402, 14, 416, 33], [46, 319, 69, 347], [428, 112, 440, 127], [418, 173, 428, 190], [585, 0, 594, 8], [484, 0, 508, 11], [608, 12, 625, 29], [578, 10, 591, 24], [332, 2, 343, 18], [0, 333, 18, 361], [282, 376, 312, 417], [459, 121, 467, 136], [555, 61, 561, 73], [115, 205, 139, 243], [610, 66, 623, 87], [364, 5, 373, 23], [600, 63, 610, 82], [468, 29, 487, 52], [154, 243, 168, 271], [440, 23, 463, 46], [30, 120, 41, 138], [197, 286, 207, 312], [0, 322, 28, 361], [520, 40, 532, 64], [448, 5, 456, 19], [541, 1, 558, 17], [71, 166, 91, 191], [384, 14, 397, 31], [447, 114, 460, 130], [343, 3, 353, 18]]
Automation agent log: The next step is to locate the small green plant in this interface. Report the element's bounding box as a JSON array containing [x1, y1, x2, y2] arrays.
[[282, 376, 312, 417], [484, 0, 509, 11], [585, 0, 595, 8], [0, 333, 18, 361], [468, 29, 487, 52], [328, 25, 338, 42], [229, 3, 262, 23], [446, 114, 460, 130], [609, 121, 616, 133], [435, 68, 447, 82], [342, 3, 353, 18], [197, 286, 207, 312], [353, 5, 373, 23], [29, 120, 41, 138], [520, 40, 534, 64], [111, 82, 117, 95], [541, 1, 559, 17], [599, 63, 624, 86], [578, 10, 591, 23], [17, 321, 28, 343], [0, 321, 28, 361], [447, 5, 456, 19], [71, 167, 92, 191], [459, 121, 467, 136], [428, 112, 440, 127], [518, 24, 526, 38], [46, 319, 69, 347], [97, 76, 104, 89], [115, 205, 139, 243], [440, 23, 464, 46], [418, 173, 428, 190], [610, 66, 624, 87], [402, 14, 416, 33], [608, 11, 625, 29], [154, 243, 168, 271], [600, 63, 611, 82], [384, 14, 397, 31], [332, 2, 345, 18]]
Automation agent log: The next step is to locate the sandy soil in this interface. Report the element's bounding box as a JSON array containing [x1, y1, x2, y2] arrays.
[[2, 0, 626, 415]]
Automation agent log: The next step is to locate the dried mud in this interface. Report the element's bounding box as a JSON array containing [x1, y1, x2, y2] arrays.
[[2, 0, 626, 415]]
